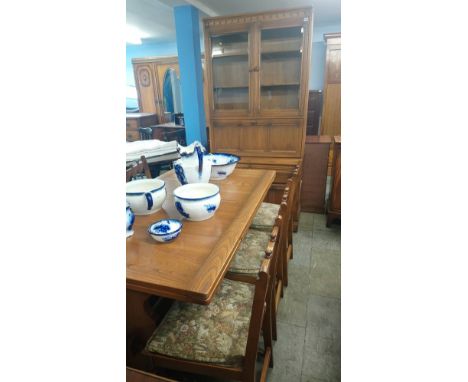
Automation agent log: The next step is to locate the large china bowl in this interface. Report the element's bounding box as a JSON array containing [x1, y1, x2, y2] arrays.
[[126, 179, 166, 215], [209, 153, 240, 180], [173, 183, 221, 221]]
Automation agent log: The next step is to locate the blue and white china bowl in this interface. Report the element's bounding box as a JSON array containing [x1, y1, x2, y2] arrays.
[[126, 179, 166, 216], [126, 202, 135, 238], [209, 153, 240, 180], [148, 219, 183, 243], [173, 183, 221, 221]]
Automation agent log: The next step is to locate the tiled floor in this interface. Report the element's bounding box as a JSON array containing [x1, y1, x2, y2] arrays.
[[160, 212, 341, 382], [264, 212, 341, 382]]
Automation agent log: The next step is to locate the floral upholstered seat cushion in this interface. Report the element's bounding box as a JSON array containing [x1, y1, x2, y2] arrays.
[[251, 202, 280, 231], [228, 230, 270, 274], [145, 279, 254, 366]]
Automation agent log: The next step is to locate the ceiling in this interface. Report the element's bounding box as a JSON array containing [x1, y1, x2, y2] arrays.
[[126, 0, 340, 44]]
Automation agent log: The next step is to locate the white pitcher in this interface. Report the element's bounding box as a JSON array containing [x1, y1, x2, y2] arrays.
[[174, 141, 212, 185]]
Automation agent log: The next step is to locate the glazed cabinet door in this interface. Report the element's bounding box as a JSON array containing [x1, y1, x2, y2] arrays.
[[204, 24, 255, 118], [256, 17, 311, 117], [134, 63, 158, 114]]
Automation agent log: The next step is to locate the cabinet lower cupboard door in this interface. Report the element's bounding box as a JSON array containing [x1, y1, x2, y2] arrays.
[[211, 123, 240, 151], [240, 125, 268, 154], [268, 121, 302, 156]]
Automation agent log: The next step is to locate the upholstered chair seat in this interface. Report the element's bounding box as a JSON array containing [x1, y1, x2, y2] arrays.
[[145, 279, 255, 366], [228, 230, 271, 274], [251, 202, 280, 231]]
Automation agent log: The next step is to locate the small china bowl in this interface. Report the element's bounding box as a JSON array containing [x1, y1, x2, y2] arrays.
[[173, 183, 221, 221], [209, 153, 240, 180], [126, 179, 166, 215], [148, 219, 183, 243]]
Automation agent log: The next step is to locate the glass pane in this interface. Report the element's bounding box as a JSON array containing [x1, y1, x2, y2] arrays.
[[260, 26, 303, 110], [211, 32, 249, 111]]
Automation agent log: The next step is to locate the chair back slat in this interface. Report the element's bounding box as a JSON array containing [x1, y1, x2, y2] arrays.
[[126, 155, 152, 182]]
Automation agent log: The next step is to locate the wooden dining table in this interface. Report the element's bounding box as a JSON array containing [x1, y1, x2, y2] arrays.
[[126, 168, 275, 305]]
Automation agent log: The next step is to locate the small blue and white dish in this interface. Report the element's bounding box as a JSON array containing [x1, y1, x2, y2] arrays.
[[209, 153, 240, 180], [148, 219, 183, 243]]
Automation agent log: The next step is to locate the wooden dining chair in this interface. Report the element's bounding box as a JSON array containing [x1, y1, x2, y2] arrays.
[[126, 155, 152, 182], [226, 216, 284, 343], [250, 170, 299, 288], [142, 235, 278, 382]]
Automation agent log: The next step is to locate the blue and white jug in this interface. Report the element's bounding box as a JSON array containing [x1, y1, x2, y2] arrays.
[[173, 141, 212, 185], [126, 202, 135, 238]]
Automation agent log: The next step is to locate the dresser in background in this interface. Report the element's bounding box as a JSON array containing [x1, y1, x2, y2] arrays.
[[301, 136, 332, 213], [126, 113, 158, 142], [306, 90, 323, 136], [326, 136, 341, 226]]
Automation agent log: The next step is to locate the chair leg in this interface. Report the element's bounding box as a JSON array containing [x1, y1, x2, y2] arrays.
[[262, 301, 274, 368], [283, 247, 289, 287], [271, 289, 278, 341]]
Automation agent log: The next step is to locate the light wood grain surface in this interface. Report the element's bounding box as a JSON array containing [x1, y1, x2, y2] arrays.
[[127, 168, 275, 304]]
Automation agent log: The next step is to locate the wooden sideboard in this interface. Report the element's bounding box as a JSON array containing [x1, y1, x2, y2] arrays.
[[203, 7, 313, 214], [326, 136, 341, 226], [126, 113, 158, 142]]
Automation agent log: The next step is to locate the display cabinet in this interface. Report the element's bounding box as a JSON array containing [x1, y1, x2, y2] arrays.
[[203, 8, 313, 206]]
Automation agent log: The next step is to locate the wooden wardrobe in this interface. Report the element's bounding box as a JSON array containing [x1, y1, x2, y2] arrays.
[[132, 56, 180, 124], [320, 33, 341, 136], [203, 7, 313, 205], [133, 56, 210, 131]]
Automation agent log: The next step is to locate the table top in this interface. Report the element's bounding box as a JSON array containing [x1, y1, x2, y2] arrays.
[[126, 168, 275, 304], [126, 113, 157, 119], [152, 122, 185, 129]]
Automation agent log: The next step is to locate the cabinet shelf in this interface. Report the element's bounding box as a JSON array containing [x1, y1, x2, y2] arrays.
[[212, 52, 248, 58], [261, 50, 302, 58], [214, 85, 249, 89], [261, 83, 300, 87]]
